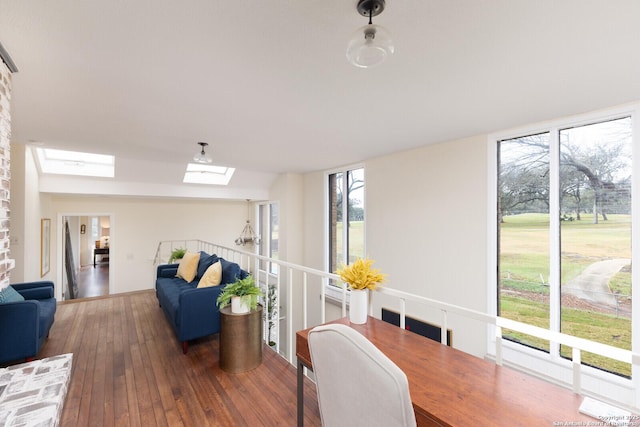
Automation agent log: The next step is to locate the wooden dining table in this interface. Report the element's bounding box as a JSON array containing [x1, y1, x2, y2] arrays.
[[296, 316, 599, 426]]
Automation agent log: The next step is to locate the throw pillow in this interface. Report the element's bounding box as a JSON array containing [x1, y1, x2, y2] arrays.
[[175, 251, 200, 283], [197, 261, 222, 288], [219, 258, 242, 284], [0, 285, 25, 304], [196, 252, 219, 280]]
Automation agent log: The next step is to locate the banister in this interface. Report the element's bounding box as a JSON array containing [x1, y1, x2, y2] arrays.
[[154, 239, 638, 406]]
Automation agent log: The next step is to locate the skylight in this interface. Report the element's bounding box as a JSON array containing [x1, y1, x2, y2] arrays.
[[35, 148, 115, 178], [183, 163, 235, 185]]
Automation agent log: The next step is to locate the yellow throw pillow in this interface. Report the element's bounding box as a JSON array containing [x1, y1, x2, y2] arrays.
[[175, 251, 200, 283], [197, 261, 222, 288]]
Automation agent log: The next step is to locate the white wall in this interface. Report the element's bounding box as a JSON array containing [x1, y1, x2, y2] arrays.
[[301, 134, 490, 357], [8, 144, 25, 283], [12, 133, 492, 358], [269, 173, 304, 266], [9, 144, 49, 284], [49, 196, 251, 296], [268, 173, 305, 352], [302, 171, 328, 326], [366, 135, 489, 356]]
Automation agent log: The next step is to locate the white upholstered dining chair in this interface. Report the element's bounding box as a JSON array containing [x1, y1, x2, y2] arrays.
[[308, 323, 417, 427]]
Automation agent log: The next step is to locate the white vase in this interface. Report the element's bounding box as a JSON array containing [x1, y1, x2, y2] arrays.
[[231, 296, 250, 314], [349, 289, 368, 324]]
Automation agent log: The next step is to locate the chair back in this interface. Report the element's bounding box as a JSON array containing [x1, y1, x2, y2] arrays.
[[308, 323, 417, 427]]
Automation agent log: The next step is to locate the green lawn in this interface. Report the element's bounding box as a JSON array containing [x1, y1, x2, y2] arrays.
[[499, 213, 632, 376], [343, 214, 632, 376], [335, 221, 365, 265], [502, 295, 631, 376], [500, 213, 631, 294]]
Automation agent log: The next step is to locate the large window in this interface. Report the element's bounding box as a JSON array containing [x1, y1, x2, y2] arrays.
[[497, 116, 633, 377], [498, 132, 551, 350], [328, 168, 365, 275]]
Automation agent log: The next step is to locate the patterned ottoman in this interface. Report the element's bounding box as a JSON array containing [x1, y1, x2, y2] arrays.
[[0, 353, 73, 426]]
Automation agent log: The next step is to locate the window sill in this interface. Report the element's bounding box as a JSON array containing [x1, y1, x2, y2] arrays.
[[323, 284, 350, 307], [488, 339, 635, 410]]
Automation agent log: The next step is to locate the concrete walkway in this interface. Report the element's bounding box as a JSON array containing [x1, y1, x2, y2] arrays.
[[564, 258, 630, 306]]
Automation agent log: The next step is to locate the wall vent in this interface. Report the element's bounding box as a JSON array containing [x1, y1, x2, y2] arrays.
[[382, 308, 452, 347]]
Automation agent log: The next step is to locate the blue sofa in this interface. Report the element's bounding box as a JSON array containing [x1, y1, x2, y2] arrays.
[[155, 252, 248, 354], [0, 281, 57, 365]]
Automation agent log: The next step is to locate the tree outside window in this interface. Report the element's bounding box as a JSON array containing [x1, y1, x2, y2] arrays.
[[497, 117, 632, 377], [329, 168, 365, 276]]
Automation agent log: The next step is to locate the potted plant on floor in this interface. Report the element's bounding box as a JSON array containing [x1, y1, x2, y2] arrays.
[[217, 275, 263, 314], [264, 284, 278, 348]]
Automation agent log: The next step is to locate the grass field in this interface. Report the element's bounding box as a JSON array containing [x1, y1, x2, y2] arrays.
[[341, 215, 632, 376], [500, 213, 632, 376], [500, 213, 631, 294], [334, 221, 365, 265]]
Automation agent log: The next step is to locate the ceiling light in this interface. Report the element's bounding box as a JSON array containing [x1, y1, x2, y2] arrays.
[[346, 0, 394, 68], [193, 142, 212, 164], [235, 200, 261, 246]]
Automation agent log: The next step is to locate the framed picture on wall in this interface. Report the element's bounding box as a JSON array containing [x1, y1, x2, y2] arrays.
[[41, 218, 51, 277]]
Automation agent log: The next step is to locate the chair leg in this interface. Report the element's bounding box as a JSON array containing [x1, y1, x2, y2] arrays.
[[182, 341, 188, 354]]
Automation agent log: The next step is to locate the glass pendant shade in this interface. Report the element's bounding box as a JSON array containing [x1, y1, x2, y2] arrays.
[[193, 151, 212, 163], [193, 142, 212, 163], [346, 24, 394, 68]]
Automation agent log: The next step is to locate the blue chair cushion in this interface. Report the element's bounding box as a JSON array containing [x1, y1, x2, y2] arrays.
[[0, 286, 25, 304]]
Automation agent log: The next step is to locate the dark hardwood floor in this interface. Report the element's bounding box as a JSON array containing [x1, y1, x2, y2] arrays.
[[38, 290, 321, 426], [76, 263, 109, 299]]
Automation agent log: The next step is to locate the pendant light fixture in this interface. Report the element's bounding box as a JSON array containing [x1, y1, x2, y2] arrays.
[[235, 200, 261, 246], [346, 0, 394, 68], [193, 142, 212, 164]]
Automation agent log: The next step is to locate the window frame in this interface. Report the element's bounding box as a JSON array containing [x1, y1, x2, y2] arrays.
[[325, 164, 366, 298], [257, 201, 279, 275], [487, 103, 640, 398]]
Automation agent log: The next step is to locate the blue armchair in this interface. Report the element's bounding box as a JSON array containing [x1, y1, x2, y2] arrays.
[[0, 281, 57, 365]]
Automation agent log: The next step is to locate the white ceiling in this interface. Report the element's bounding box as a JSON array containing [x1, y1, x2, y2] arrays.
[[1, 1, 640, 199]]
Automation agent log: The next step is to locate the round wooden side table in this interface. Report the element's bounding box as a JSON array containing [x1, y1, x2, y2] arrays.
[[219, 305, 263, 373]]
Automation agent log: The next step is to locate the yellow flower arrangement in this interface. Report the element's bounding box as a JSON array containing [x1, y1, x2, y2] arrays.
[[337, 257, 387, 291]]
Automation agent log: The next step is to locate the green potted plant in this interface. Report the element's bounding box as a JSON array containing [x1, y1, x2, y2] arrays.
[[168, 247, 186, 264], [217, 275, 263, 314], [265, 284, 278, 347]]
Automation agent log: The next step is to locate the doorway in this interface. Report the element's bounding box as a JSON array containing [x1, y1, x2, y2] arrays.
[[61, 214, 111, 300]]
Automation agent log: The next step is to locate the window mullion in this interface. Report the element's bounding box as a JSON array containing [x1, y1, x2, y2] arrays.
[[342, 174, 349, 265], [632, 108, 640, 392], [549, 127, 561, 357]]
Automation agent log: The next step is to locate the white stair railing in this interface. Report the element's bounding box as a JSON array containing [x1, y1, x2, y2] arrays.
[[154, 240, 638, 407]]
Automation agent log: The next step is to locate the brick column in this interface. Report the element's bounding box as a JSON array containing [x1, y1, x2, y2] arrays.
[[0, 61, 13, 290]]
